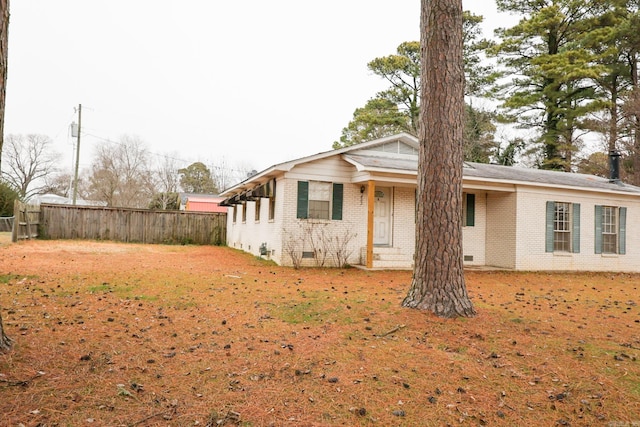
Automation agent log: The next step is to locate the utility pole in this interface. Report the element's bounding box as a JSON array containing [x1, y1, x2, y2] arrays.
[[72, 104, 82, 205]]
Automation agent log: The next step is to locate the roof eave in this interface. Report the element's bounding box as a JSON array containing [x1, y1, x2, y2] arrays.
[[463, 175, 640, 197]]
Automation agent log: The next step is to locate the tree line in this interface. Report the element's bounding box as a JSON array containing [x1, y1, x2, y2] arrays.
[[0, 133, 253, 214], [336, 0, 640, 184]]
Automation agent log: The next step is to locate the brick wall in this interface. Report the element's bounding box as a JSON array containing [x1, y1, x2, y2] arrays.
[[515, 188, 640, 272], [486, 192, 517, 268]]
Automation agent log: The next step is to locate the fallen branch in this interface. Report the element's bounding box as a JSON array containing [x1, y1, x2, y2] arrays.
[[375, 324, 406, 338], [0, 373, 41, 387], [129, 407, 176, 426]]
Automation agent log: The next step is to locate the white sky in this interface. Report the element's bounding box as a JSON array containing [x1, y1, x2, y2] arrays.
[[5, 1, 519, 185]]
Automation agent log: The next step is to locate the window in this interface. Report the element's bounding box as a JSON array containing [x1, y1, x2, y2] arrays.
[[296, 181, 343, 220], [602, 206, 617, 253], [308, 181, 331, 219], [232, 205, 237, 223], [546, 201, 580, 253], [269, 197, 275, 220], [595, 205, 626, 255], [241, 202, 247, 223], [255, 198, 261, 222], [554, 202, 572, 252]]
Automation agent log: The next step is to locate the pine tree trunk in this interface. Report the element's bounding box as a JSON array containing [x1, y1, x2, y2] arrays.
[[403, 0, 475, 318]]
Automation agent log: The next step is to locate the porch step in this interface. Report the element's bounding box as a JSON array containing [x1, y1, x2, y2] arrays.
[[359, 247, 413, 270]]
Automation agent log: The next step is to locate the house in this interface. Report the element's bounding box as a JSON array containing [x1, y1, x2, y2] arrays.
[[220, 133, 640, 272]]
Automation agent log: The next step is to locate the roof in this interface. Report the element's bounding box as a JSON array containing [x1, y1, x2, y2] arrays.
[[463, 162, 640, 195], [220, 133, 419, 198], [343, 155, 640, 195], [185, 196, 227, 213], [31, 194, 107, 206], [179, 193, 221, 205], [220, 133, 640, 199], [187, 196, 225, 203]]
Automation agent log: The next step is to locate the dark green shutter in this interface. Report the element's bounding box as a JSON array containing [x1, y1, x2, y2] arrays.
[[296, 181, 309, 219], [331, 183, 343, 220], [545, 201, 555, 252], [466, 193, 475, 227], [594, 205, 603, 254], [619, 207, 626, 255], [572, 203, 580, 253]]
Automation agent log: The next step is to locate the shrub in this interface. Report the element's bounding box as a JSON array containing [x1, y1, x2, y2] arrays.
[[0, 180, 20, 216]]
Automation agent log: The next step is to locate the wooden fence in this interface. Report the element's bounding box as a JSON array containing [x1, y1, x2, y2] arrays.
[[38, 204, 226, 245], [0, 216, 13, 232], [12, 201, 40, 242]]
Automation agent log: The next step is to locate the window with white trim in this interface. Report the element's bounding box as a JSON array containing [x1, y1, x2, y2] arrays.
[[554, 202, 572, 252], [308, 181, 331, 219], [601, 206, 617, 253], [546, 201, 580, 253], [595, 205, 626, 255]]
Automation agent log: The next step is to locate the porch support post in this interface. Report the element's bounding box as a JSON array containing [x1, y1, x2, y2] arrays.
[[366, 180, 375, 268]]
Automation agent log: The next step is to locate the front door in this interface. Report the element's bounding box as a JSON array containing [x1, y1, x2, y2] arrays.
[[373, 187, 392, 246]]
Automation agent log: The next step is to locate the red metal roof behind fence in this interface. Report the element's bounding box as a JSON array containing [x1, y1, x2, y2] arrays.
[[185, 197, 227, 213]]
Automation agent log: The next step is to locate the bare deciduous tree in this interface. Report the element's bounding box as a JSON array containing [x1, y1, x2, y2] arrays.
[[151, 154, 181, 209], [1, 134, 60, 200], [41, 172, 73, 197], [209, 157, 254, 192], [86, 135, 154, 208], [402, 0, 476, 318]]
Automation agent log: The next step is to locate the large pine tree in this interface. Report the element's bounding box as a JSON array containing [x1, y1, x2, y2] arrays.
[[493, 0, 606, 171], [402, 0, 475, 318]]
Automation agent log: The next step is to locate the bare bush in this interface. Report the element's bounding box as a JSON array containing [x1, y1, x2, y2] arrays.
[[330, 227, 357, 268], [282, 221, 356, 268], [282, 226, 304, 269]]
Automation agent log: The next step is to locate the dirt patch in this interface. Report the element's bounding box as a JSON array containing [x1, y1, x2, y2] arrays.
[[1, 239, 639, 426]]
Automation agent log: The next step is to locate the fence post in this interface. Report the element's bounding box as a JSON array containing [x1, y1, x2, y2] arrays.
[[11, 200, 19, 242]]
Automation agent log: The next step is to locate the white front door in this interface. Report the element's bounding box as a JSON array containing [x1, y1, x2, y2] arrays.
[[373, 187, 392, 246]]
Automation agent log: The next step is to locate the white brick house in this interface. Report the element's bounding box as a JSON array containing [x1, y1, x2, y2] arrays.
[[220, 133, 640, 272]]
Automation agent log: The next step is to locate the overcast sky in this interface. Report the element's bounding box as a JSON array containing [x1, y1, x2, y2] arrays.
[[5, 1, 519, 185]]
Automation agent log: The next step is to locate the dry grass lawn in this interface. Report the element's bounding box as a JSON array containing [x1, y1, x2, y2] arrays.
[[0, 236, 639, 426]]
